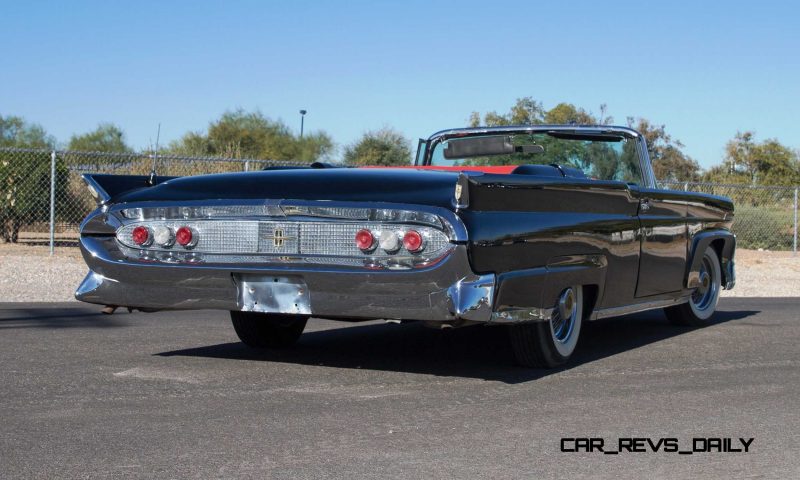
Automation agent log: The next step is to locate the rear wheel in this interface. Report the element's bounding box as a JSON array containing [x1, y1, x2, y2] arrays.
[[664, 246, 721, 326], [509, 286, 583, 368], [230, 311, 308, 348]]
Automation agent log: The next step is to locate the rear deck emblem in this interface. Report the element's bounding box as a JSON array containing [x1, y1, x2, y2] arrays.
[[261, 226, 297, 251], [271, 228, 288, 247]]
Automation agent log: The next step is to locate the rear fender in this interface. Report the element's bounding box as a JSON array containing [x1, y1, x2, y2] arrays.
[[494, 254, 607, 314], [687, 229, 735, 289]]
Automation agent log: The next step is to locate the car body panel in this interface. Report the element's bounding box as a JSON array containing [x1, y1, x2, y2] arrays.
[[75, 125, 735, 325], [634, 187, 689, 297]]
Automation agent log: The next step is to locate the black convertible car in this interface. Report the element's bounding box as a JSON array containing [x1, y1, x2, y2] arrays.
[[76, 125, 735, 367]]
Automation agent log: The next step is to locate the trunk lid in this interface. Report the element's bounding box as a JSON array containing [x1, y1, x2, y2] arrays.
[[111, 168, 462, 209]]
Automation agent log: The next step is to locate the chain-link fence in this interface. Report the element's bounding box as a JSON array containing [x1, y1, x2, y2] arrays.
[[660, 181, 799, 252], [1, 147, 798, 252], [0, 147, 306, 247]]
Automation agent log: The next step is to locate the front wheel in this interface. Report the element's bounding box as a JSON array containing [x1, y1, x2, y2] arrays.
[[509, 286, 583, 368], [230, 311, 308, 348], [664, 246, 722, 326]]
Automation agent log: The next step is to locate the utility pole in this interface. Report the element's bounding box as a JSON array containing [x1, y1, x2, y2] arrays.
[[299, 109, 307, 138]]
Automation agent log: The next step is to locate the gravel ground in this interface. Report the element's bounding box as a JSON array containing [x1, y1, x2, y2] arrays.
[[1, 243, 798, 302], [0, 245, 87, 302]]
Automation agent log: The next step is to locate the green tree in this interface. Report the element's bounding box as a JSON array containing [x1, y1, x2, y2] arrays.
[[468, 97, 546, 127], [0, 115, 54, 148], [343, 128, 412, 166], [704, 131, 800, 186], [626, 117, 700, 182], [544, 103, 596, 124], [68, 123, 132, 153], [0, 115, 68, 243], [169, 109, 334, 162], [469, 98, 609, 127]]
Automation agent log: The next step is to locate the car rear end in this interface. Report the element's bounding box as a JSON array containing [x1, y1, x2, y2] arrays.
[[76, 171, 496, 324]]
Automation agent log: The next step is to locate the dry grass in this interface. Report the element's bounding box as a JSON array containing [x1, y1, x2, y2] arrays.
[[1, 243, 797, 302]]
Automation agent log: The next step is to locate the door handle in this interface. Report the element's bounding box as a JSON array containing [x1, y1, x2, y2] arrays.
[[640, 199, 651, 213]]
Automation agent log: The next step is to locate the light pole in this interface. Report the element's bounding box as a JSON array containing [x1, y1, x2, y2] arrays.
[[299, 109, 307, 138]]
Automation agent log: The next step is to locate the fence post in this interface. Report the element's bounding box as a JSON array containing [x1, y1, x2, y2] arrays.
[[49, 150, 56, 256], [244, 160, 250, 172], [794, 187, 798, 255]]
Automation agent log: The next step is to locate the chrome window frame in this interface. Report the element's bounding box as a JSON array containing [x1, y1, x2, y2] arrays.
[[417, 125, 654, 188]]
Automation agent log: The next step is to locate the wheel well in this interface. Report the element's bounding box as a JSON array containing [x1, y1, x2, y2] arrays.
[[709, 238, 725, 261], [582, 284, 599, 321]]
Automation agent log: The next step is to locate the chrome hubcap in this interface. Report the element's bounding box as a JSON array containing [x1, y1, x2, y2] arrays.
[[552, 288, 577, 343], [691, 257, 718, 312]]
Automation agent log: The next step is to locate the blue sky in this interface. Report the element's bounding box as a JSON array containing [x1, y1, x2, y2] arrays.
[[3, 0, 798, 167]]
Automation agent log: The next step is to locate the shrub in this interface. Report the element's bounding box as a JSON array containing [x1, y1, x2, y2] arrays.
[[731, 204, 795, 250]]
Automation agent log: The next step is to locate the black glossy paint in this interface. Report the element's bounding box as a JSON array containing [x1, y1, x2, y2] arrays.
[[84, 126, 735, 318], [458, 174, 733, 309], [635, 187, 689, 297], [459, 176, 641, 309], [111, 169, 462, 209]]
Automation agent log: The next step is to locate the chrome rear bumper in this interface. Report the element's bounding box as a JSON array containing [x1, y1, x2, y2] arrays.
[[76, 236, 497, 322]]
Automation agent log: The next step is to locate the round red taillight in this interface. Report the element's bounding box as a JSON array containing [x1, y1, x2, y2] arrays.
[[355, 229, 375, 251], [131, 226, 151, 246], [403, 230, 424, 253], [175, 226, 196, 247]]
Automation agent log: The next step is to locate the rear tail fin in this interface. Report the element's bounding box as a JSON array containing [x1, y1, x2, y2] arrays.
[[82, 174, 177, 205]]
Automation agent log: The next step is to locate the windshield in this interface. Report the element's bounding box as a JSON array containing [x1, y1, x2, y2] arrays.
[[429, 133, 642, 183]]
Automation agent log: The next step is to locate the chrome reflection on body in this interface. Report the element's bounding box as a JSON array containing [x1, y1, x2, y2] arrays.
[[120, 204, 449, 231], [490, 307, 554, 324], [75, 271, 109, 298], [82, 175, 112, 205], [446, 274, 496, 321], [590, 296, 689, 320]]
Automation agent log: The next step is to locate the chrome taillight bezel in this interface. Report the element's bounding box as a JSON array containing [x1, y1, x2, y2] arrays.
[[403, 230, 426, 253], [175, 226, 198, 248], [131, 225, 153, 247], [151, 225, 175, 247], [111, 201, 465, 269]]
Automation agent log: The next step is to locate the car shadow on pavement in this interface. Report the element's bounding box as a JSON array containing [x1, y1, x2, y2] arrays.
[[157, 308, 758, 384], [0, 305, 131, 330]]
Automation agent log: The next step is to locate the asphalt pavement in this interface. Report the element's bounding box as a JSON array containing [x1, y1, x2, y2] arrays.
[[0, 298, 798, 479]]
